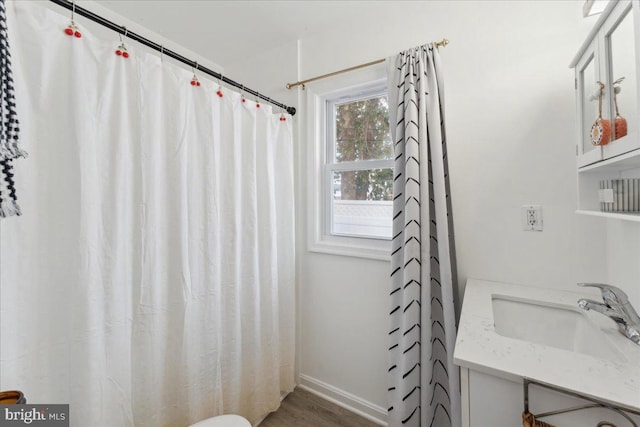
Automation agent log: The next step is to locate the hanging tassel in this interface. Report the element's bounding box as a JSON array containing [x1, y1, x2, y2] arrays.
[[11, 199, 21, 216], [0, 145, 10, 160], [1, 201, 15, 218], [0, 0, 26, 218], [0, 160, 21, 217], [0, 189, 13, 218]]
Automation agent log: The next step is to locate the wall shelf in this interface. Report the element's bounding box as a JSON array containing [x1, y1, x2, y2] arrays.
[[579, 145, 640, 172], [576, 209, 640, 222]]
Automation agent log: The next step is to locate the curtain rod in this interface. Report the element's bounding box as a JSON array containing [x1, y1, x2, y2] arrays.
[[48, 0, 297, 116], [286, 38, 449, 90]]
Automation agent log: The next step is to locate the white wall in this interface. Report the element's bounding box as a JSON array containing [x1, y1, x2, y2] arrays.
[[224, 40, 298, 113], [294, 0, 640, 422], [606, 221, 640, 305]]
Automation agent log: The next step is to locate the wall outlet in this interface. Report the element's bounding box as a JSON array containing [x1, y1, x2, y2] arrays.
[[522, 205, 543, 231]]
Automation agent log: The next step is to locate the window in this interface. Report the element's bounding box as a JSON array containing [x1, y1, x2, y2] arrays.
[[307, 78, 393, 260], [326, 89, 393, 240]]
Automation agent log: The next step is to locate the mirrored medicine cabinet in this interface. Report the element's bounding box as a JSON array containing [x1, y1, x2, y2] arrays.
[[572, 0, 640, 221]]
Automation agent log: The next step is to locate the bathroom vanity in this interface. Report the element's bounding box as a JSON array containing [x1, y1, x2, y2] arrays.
[[454, 279, 640, 427]]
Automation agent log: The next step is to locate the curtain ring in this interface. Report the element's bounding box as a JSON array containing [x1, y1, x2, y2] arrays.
[[160, 45, 164, 62], [190, 63, 201, 86], [120, 27, 128, 43], [118, 26, 129, 46], [64, 0, 81, 38], [216, 73, 224, 97]]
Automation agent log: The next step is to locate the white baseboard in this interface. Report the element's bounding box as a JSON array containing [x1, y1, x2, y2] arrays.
[[298, 374, 388, 426]]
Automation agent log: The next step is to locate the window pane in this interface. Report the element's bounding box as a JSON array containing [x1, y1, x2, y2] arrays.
[[335, 96, 392, 162], [332, 169, 393, 239], [580, 55, 599, 154], [609, 8, 637, 140]]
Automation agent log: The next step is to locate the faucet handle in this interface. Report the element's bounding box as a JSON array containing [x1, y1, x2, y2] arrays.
[[577, 283, 629, 305]]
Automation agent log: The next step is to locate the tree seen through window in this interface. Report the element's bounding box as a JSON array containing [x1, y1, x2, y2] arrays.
[[335, 96, 393, 201]]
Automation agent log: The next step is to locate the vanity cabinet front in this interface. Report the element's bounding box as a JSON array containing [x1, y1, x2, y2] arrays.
[[461, 368, 640, 427]]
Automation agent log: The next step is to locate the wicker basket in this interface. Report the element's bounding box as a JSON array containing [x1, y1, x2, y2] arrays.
[[0, 390, 26, 404]]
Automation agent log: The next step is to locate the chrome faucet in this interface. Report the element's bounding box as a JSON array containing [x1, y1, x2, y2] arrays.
[[577, 283, 640, 345]]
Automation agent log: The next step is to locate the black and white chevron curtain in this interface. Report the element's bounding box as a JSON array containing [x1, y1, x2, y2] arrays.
[[0, 0, 25, 218], [387, 44, 460, 427]]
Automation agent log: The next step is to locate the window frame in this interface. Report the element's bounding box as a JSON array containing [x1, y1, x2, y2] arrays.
[[306, 77, 392, 261]]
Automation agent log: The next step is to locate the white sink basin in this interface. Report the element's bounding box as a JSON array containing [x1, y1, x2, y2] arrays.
[[492, 295, 627, 362]]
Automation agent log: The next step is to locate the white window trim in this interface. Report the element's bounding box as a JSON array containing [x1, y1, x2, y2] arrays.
[[306, 78, 392, 261]]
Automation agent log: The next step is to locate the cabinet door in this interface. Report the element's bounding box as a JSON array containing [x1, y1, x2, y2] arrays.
[[576, 41, 604, 168], [602, 0, 640, 159]]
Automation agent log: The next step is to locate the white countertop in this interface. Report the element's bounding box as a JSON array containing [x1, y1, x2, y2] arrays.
[[454, 279, 640, 411]]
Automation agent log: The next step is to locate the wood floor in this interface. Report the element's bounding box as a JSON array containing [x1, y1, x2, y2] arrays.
[[259, 388, 379, 427]]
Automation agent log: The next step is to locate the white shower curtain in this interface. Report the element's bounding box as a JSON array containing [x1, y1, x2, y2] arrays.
[[0, 2, 295, 426]]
